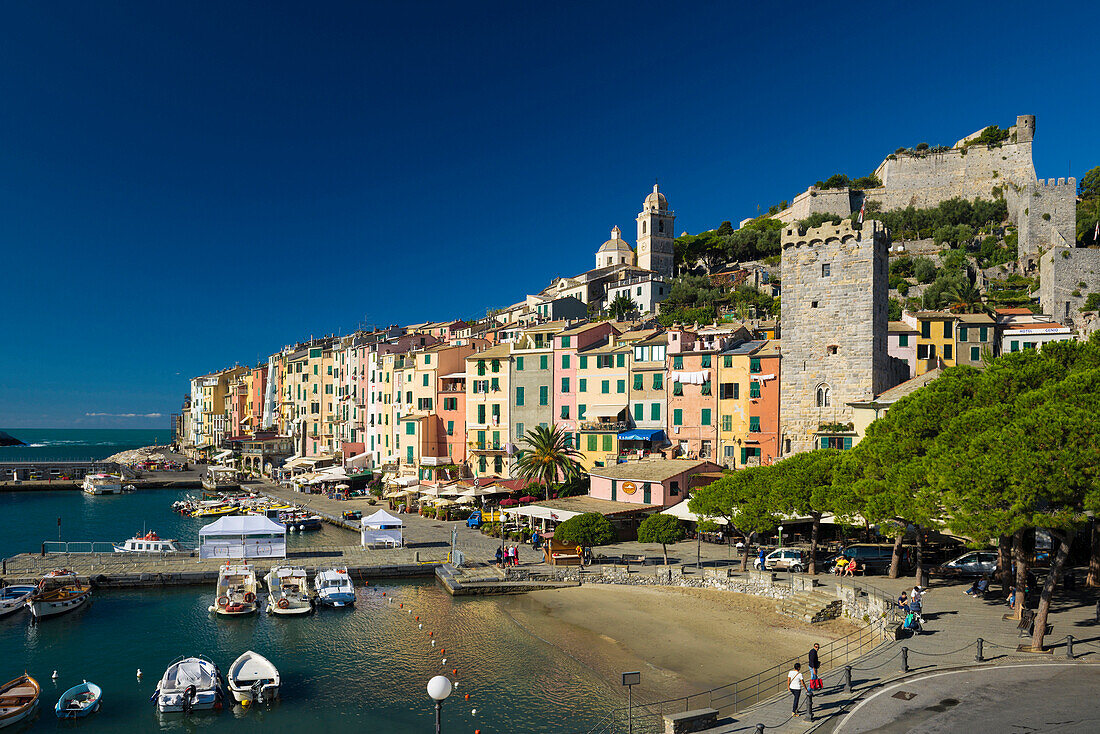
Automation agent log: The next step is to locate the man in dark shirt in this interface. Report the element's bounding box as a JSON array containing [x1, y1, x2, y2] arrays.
[[807, 643, 820, 687]]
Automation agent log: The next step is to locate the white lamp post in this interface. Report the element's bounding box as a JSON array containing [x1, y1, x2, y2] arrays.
[[427, 675, 453, 734]]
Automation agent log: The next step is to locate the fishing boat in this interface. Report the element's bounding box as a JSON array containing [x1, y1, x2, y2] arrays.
[[0, 585, 36, 618], [27, 571, 92, 620], [82, 473, 123, 495], [314, 567, 355, 607], [209, 563, 259, 616], [54, 681, 102, 719], [153, 657, 222, 713], [113, 531, 186, 553], [264, 567, 313, 615], [226, 650, 280, 705], [0, 675, 40, 729]]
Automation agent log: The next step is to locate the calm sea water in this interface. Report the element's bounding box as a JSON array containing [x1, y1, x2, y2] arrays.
[[0, 429, 174, 462], [0, 490, 622, 733]]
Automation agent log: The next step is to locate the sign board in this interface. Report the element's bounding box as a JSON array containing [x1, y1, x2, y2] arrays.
[[622, 671, 641, 686], [622, 481, 637, 495]]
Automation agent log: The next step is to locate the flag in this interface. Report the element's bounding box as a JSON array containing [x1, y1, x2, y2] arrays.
[[550, 512, 559, 521], [858, 201, 865, 225]]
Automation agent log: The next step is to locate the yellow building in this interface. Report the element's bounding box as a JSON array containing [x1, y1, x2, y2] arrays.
[[465, 344, 512, 479], [575, 331, 650, 469], [902, 311, 957, 375]]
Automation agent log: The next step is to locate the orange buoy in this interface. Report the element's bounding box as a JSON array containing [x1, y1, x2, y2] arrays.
[[429, 632, 433, 637], [441, 648, 446, 654], [416, 616, 419, 621], [399, 603, 403, 607], [452, 668, 457, 675], [464, 693, 470, 700], [382, 592, 386, 596]]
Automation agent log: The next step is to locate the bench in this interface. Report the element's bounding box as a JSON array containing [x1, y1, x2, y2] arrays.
[[623, 554, 647, 566], [1016, 608, 1053, 638]]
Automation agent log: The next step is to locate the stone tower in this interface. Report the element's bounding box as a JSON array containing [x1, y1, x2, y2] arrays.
[[636, 184, 675, 278], [1016, 114, 1035, 143], [780, 219, 891, 455]]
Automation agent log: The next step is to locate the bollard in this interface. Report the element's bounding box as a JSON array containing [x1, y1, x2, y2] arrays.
[[755, 725, 765, 734], [844, 665, 852, 693], [976, 637, 984, 662], [1066, 635, 1075, 660], [1096, 600, 1100, 624], [901, 646, 909, 673]]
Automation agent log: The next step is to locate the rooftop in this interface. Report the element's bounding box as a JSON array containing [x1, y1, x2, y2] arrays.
[[537, 495, 658, 518], [588, 458, 716, 482], [888, 320, 918, 333]]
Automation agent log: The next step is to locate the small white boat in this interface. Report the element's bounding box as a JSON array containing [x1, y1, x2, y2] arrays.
[[264, 567, 313, 615], [227, 650, 280, 705], [55, 681, 102, 718], [27, 571, 92, 620], [113, 531, 186, 553], [153, 657, 222, 713], [210, 563, 259, 616], [0, 585, 36, 618], [0, 675, 40, 729], [82, 473, 123, 495], [314, 567, 355, 607]]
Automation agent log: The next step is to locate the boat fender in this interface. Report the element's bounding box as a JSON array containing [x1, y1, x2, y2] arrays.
[[277, 598, 289, 610], [244, 592, 255, 603], [217, 596, 229, 607]]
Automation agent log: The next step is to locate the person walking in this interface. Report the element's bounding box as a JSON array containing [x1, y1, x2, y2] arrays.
[[787, 662, 805, 716], [807, 643, 821, 690]]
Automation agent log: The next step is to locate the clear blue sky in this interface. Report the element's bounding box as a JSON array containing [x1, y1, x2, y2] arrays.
[[2, 1, 1098, 428]]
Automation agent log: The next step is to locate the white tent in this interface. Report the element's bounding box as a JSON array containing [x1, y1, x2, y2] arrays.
[[660, 500, 728, 525], [199, 515, 286, 559], [361, 509, 403, 548]]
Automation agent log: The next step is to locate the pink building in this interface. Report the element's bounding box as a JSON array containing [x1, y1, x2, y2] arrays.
[[553, 322, 619, 441], [888, 321, 918, 379], [666, 329, 719, 461], [588, 459, 722, 508]]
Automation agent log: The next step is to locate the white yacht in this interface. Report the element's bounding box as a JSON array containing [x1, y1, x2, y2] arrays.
[[209, 564, 259, 616], [154, 657, 222, 713], [227, 650, 280, 705], [264, 567, 313, 615], [314, 567, 355, 607], [113, 531, 186, 553], [82, 474, 123, 495]]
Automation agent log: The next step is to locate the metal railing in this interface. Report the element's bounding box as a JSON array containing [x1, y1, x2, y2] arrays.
[[43, 541, 119, 554]]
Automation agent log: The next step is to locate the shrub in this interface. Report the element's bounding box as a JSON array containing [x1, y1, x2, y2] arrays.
[[913, 257, 938, 284], [1082, 293, 1100, 311], [915, 142, 929, 151]]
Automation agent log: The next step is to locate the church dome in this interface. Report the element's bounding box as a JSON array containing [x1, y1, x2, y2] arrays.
[[597, 226, 634, 254]]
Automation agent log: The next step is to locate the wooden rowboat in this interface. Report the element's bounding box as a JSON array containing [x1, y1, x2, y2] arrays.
[[0, 675, 40, 729]]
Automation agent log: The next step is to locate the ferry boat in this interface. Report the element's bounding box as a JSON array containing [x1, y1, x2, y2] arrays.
[[264, 567, 313, 615], [227, 650, 280, 705], [27, 571, 92, 620], [153, 657, 222, 713], [82, 473, 124, 495], [0, 585, 36, 618], [201, 466, 240, 493], [314, 567, 355, 607], [0, 675, 40, 729], [209, 563, 259, 616], [113, 531, 186, 553], [54, 681, 102, 719]]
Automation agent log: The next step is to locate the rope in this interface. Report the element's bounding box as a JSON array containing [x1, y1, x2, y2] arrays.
[[850, 647, 906, 671], [906, 641, 977, 658]]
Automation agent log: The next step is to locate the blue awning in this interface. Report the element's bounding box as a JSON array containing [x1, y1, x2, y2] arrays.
[[617, 429, 667, 442]]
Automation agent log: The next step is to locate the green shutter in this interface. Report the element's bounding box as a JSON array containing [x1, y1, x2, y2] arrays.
[[701, 355, 711, 368], [405, 421, 415, 435], [562, 336, 571, 347], [673, 356, 683, 370], [579, 356, 588, 369], [611, 481, 617, 501], [673, 409, 683, 425], [634, 403, 643, 420], [959, 326, 968, 342], [447, 421, 454, 436], [617, 380, 625, 393], [616, 353, 625, 367], [750, 357, 761, 373], [602, 434, 612, 451], [653, 373, 663, 389], [633, 374, 643, 390], [540, 355, 548, 370], [898, 334, 908, 347], [562, 354, 570, 369], [643, 484, 651, 504], [723, 355, 732, 368], [750, 382, 761, 398], [539, 386, 548, 405], [562, 377, 570, 393], [579, 378, 587, 392], [821, 437, 829, 449], [701, 381, 711, 395], [578, 404, 586, 419], [651, 403, 660, 420], [673, 383, 683, 396], [701, 409, 711, 426], [587, 434, 597, 451], [601, 380, 609, 394], [843, 437, 853, 450], [516, 356, 524, 371], [749, 416, 760, 432], [740, 448, 748, 464], [516, 387, 524, 406]]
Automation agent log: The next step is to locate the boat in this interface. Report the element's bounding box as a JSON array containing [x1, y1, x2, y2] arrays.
[[153, 657, 222, 713], [0, 585, 36, 618], [191, 503, 238, 518], [210, 563, 259, 616], [226, 650, 280, 705], [263, 567, 313, 615], [0, 675, 40, 729], [314, 567, 355, 607], [27, 571, 92, 620], [54, 681, 102, 719], [114, 530, 187, 553], [201, 466, 240, 493], [82, 473, 123, 495], [279, 511, 323, 531]]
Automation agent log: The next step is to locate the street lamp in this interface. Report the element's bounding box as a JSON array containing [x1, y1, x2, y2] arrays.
[[427, 675, 452, 734], [778, 525, 784, 548]]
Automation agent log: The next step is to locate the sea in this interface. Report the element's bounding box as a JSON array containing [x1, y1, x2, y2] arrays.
[[0, 428, 174, 462], [0, 459, 624, 732]]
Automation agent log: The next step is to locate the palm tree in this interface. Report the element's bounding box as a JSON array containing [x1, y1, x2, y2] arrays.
[[607, 293, 638, 321], [514, 424, 584, 499], [940, 280, 990, 314]]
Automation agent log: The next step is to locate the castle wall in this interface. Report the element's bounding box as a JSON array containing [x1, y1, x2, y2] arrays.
[[1039, 246, 1100, 330], [775, 187, 853, 224], [780, 220, 891, 455], [1014, 178, 1076, 269]]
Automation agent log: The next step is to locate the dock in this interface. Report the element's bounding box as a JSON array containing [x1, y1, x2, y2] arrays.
[[435, 563, 579, 596]]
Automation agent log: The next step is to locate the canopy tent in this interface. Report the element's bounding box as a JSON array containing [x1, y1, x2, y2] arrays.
[[361, 509, 404, 548], [199, 515, 286, 559], [502, 504, 582, 523], [587, 404, 625, 418], [417, 484, 460, 498], [458, 486, 496, 498], [617, 428, 667, 442], [660, 499, 728, 525], [208, 465, 236, 475], [345, 452, 371, 469]]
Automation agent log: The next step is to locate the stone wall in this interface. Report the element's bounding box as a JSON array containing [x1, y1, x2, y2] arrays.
[[1038, 246, 1100, 330], [775, 186, 854, 224], [1010, 177, 1077, 270], [780, 219, 891, 454]]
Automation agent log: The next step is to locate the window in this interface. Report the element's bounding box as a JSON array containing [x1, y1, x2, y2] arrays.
[[944, 344, 953, 361], [405, 421, 415, 435], [943, 321, 951, 338], [959, 326, 968, 342], [921, 321, 931, 338], [578, 404, 586, 420], [561, 354, 570, 370], [491, 404, 500, 421], [1010, 340, 1019, 352], [602, 434, 612, 452], [491, 359, 501, 373], [750, 381, 761, 399], [444, 397, 457, 411], [971, 346, 980, 362], [422, 374, 429, 386], [633, 374, 643, 390], [653, 345, 666, 361], [822, 436, 853, 450], [721, 414, 732, 431], [539, 386, 548, 405], [827, 345, 839, 356], [477, 405, 485, 424], [750, 357, 761, 374], [811, 301, 818, 309], [651, 402, 661, 420], [723, 355, 732, 368], [493, 456, 503, 473], [561, 336, 571, 348], [587, 434, 597, 451], [898, 333, 909, 347], [490, 378, 499, 391], [540, 355, 548, 370], [701, 381, 711, 395], [741, 447, 761, 464], [477, 360, 486, 376], [822, 263, 831, 277], [516, 356, 524, 371], [719, 383, 734, 399], [446, 421, 454, 436], [672, 355, 683, 370], [673, 409, 683, 426], [617, 380, 625, 393], [424, 355, 431, 364], [579, 378, 587, 392], [634, 403, 643, 421], [616, 353, 625, 368], [653, 373, 663, 390], [561, 377, 570, 393], [516, 387, 524, 406], [814, 385, 828, 407], [701, 409, 711, 426], [561, 405, 569, 419], [478, 456, 487, 472], [601, 380, 610, 394], [673, 382, 683, 396], [516, 423, 524, 440], [579, 356, 588, 369], [749, 416, 760, 432], [979, 326, 988, 342]]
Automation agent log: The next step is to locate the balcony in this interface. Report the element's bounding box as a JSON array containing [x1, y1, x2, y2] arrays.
[[468, 442, 508, 453], [580, 420, 629, 432]]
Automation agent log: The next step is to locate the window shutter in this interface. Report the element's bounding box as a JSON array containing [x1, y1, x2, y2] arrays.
[[821, 437, 829, 449], [844, 437, 853, 450]]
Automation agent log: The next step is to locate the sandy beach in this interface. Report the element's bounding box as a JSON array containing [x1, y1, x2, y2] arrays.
[[496, 584, 858, 701]]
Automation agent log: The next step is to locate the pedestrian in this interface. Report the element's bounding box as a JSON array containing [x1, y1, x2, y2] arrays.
[[787, 662, 805, 716], [495, 546, 503, 567], [757, 547, 766, 569], [910, 585, 924, 612], [807, 643, 820, 687]]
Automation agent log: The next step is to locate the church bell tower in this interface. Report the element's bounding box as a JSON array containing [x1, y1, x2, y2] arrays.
[[636, 184, 675, 278]]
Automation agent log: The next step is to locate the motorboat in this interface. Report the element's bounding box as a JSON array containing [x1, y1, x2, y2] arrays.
[[191, 503, 238, 518], [314, 567, 355, 607], [264, 567, 313, 615], [153, 657, 222, 713], [82, 473, 123, 495], [114, 531, 186, 553], [226, 650, 280, 705], [280, 511, 323, 531], [0, 585, 36, 618], [54, 681, 102, 719], [210, 563, 259, 616], [27, 571, 92, 620], [0, 675, 40, 729], [201, 466, 240, 493]]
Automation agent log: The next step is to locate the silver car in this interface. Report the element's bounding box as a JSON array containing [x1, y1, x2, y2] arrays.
[[935, 550, 998, 578], [754, 548, 808, 573]]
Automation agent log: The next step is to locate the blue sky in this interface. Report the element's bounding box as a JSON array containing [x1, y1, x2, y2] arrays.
[[1, 1, 1098, 428]]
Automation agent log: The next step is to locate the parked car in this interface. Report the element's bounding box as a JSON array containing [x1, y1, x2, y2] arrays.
[[930, 550, 998, 578], [829, 544, 913, 575], [754, 548, 810, 573]]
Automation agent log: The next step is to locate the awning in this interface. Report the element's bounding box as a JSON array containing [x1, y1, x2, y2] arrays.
[[502, 504, 582, 522], [618, 429, 666, 442], [283, 457, 311, 469], [440, 372, 467, 379], [199, 515, 286, 536], [587, 404, 626, 419], [213, 450, 233, 461], [661, 499, 728, 525], [345, 452, 371, 469]]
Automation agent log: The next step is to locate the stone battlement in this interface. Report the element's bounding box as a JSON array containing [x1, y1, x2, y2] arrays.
[[1035, 177, 1076, 190], [782, 219, 886, 250]]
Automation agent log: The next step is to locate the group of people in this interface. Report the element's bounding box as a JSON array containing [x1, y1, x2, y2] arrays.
[[897, 585, 927, 634], [495, 544, 522, 567], [833, 556, 861, 576], [786, 643, 822, 718]]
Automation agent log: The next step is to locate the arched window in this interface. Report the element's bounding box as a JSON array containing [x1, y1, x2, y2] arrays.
[[816, 385, 831, 408], [658, 220, 664, 233], [642, 221, 647, 234]]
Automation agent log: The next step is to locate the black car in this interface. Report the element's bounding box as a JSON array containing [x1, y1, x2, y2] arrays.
[[829, 544, 913, 575]]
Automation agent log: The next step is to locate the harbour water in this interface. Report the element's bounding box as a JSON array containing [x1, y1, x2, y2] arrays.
[[0, 428, 174, 462], [1, 490, 623, 732]]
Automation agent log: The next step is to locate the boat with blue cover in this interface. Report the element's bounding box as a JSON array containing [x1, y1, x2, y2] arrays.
[[55, 681, 102, 718]]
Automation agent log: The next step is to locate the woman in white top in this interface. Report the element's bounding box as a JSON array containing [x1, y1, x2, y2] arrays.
[[787, 663, 805, 716]]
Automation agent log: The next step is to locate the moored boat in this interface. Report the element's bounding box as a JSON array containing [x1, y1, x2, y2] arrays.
[[27, 572, 92, 621], [201, 466, 240, 493], [113, 530, 186, 553], [82, 473, 123, 495], [210, 563, 259, 616], [0, 675, 40, 729], [314, 567, 355, 607], [153, 657, 222, 713], [227, 650, 280, 705], [0, 585, 36, 618], [279, 511, 323, 531], [54, 681, 102, 719], [264, 567, 313, 615]]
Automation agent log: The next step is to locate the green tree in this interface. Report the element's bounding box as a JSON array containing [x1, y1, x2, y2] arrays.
[[690, 468, 778, 570], [940, 279, 989, 314], [771, 450, 848, 574], [913, 257, 938, 284], [514, 425, 584, 499], [554, 512, 614, 548], [637, 513, 686, 565], [1079, 166, 1100, 200], [607, 293, 638, 321]]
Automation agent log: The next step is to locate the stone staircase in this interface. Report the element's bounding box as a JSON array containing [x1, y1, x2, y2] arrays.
[[776, 590, 843, 623]]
